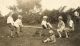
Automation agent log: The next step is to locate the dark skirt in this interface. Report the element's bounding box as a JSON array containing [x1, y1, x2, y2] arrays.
[[7, 23, 15, 31]]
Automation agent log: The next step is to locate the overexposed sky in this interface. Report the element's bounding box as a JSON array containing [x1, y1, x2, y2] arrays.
[[0, 0, 17, 16], [40, 0, 80, 11], [0, 0, 80, 16]]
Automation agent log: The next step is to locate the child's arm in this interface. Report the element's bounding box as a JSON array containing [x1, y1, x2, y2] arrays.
[[19, 20, 23, 27], [41, 21, 47, 28], [47, 22, 53, 29], [57, 22, 60, 29]]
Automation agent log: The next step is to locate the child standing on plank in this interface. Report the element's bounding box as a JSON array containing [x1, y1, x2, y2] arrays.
[[14, 15, 23, 37], [7, 11, 15, 37]]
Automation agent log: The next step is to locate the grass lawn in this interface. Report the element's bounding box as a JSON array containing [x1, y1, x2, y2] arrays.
[[0, 24, 80, 46]]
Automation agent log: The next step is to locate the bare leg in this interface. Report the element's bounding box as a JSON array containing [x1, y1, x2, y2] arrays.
[[9, 26, 15, 37], [40, 30, 42, 37], [16, 27, 20, 37], [65, 31, 68, 38], [20, 26, 23, 32], [57, 31, 62, 38], [10, 31, 13, 37], [43, 38, 50, 43]]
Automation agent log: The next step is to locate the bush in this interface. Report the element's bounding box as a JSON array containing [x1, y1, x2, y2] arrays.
[[0, 17, 7, 27], [22, 13, 42, 25]]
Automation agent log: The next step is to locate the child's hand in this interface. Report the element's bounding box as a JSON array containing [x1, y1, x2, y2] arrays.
[[11, 23, 14, 26]]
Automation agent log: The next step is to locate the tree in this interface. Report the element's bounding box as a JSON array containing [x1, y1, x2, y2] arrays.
[[15, 0, 42, 24], [17, 0, 41, 12]]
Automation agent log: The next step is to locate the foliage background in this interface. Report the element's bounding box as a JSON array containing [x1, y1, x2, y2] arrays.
[[0, 0, 80, 26]]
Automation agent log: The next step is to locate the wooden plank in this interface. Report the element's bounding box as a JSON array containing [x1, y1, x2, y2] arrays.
[[23, 26, 42, 29]]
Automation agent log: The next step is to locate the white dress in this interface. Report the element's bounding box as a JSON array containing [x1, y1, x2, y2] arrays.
[[7, 16, 14, 25], [57, 20, 65, 32], [14, 19, 23, 27]]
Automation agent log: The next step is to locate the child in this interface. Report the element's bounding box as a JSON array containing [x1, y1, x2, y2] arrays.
[[57, 16, 65, 38], [41, 16, 56, 43], [7, 12, 15, 37], [67, 16, 74, 31], [64, 15, 74, 38], [74, 11, 80, 24], [41, 16, 52, 36], [14, 15, 23, 37], [43, 29, 56, 43]]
